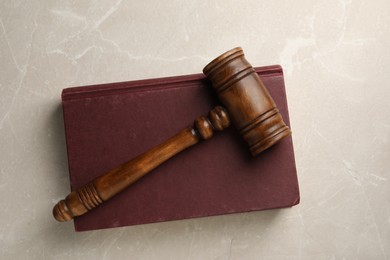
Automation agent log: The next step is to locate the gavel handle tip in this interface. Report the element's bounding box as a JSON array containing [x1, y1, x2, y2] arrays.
[[53, 200, 74, 222]]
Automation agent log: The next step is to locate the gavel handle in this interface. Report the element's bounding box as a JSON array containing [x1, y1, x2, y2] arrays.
[[53, 106, 230, 222]]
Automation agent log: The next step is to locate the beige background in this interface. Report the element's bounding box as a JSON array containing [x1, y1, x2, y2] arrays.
[[1, 0, 390, 259]]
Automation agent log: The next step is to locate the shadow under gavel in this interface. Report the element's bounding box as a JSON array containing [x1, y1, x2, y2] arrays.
[[53, 47, 291, 222]]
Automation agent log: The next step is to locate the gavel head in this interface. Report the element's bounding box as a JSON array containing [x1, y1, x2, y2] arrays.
[[203, 47, 291, 156]]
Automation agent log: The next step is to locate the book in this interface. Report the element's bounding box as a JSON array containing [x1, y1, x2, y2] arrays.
[[61, 65, 299, 231]]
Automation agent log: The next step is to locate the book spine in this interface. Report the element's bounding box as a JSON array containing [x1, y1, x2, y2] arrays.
[[61, 65, 283, 101]]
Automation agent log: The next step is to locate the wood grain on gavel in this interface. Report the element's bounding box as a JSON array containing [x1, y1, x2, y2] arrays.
[[53, 47, 291, 222]]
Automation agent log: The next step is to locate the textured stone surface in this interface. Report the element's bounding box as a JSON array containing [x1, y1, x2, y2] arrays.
[[0, 0, 389, 259]]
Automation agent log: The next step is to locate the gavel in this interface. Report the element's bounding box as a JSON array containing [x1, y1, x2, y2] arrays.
[[53, 47, 291, 222]]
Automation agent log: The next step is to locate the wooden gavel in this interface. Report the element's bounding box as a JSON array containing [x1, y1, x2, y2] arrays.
[[53, 47, 291, 222]]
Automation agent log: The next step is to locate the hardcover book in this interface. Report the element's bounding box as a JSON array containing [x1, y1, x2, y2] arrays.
[[61, 65, 299, 231]]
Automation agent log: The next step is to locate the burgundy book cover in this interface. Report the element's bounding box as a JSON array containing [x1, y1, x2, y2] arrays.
[[61, 65, 299, 231]]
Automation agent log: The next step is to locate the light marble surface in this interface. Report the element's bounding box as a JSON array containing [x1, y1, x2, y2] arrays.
[[1, 0, 389, 259]]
